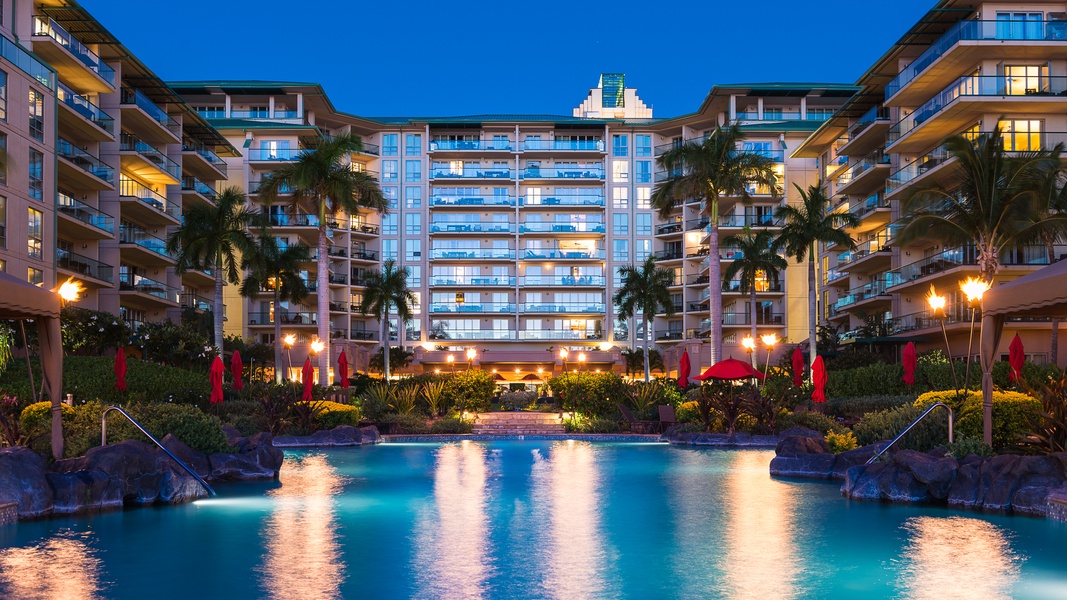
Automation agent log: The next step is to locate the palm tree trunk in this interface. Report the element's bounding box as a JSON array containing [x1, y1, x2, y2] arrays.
[[317, 226, 330, 384], [274, 288, 283, 384], [643, 314, 650, 382], [708, 221, 723, 365], [1048, 242, 1060, 366], [808, 255, 817, 373], [750, 282, 757, 343], [383, 306, 391, 381], [213, 250, 225, 355]]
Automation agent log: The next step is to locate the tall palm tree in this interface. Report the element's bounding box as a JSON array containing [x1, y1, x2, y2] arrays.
[[239, 236, 311, 383], [653, 125, 780, 365], [360, 260, 416, 381], [721, 227, 788, 343], [1033, 165, 1067, 365], [613, 255, 676, 382], [166, 186, 255, 353], [776, 183, 858, 370], [257, 133, 387, 378]]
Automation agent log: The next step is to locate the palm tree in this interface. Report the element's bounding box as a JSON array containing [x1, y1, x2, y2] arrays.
[[653, 125, 780, 365], [621, 347, 665, 378], [776, 183, 858, 370], [1033, 165, 1067, 365], [721, 227, 788, 343], [239, 236, 311, 383], [360, 260, 416, 381], [166, 186, 255, 353], [613, 255, 676, 382], [370, 346, 414, 374], [257, 133, 387, 378]]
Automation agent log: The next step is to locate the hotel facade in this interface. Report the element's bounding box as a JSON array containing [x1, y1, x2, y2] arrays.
[[2, 0, 1063, 381]]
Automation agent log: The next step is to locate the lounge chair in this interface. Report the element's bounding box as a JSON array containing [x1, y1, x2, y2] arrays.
[[617, 404, 657, 434], [658, 405, 677, 433]]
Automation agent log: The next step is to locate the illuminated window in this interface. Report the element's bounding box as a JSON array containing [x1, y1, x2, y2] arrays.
[[27, 207, 42, 259], [998, 119, 1042, 151], [28, 89, 43, 141]]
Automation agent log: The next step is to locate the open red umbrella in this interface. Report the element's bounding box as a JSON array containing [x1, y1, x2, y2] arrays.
[[230, 349, 244, 391], [902, 342, 917, 386], [209, 355, 225, 404], [1009, 333, 1025, 382], [811, 355, 827, 403], [301, 357, 314, 401], [694, 357, 765, 381], [114, 348, 127, 392], [337, 350, 349, 389], [679, 350, 691, 389], [791, 346, 804, 387]]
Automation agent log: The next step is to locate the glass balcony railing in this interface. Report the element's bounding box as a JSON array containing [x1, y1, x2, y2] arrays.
[[57, 81, 113, 134], [886, 143, 952, 194], [181, 293, 212, 312], [521, 167, 604, 180], [181, 175, 218, 202], [722, 280, 783, 293], [120, 87, 180, 137], [430, 329, 517, 341], [248, 147, 304, 161], [350, 250, 379, 261], [520, 222, 605, 233], [521, 303, 606, 313], [119, 178, 180, 220], [825, 269, 847, 284], [522, 194, 605, 207], [0, 33, 53, 89], [429, 194, 516, 207], [845, 106, 891, 142], [429, 222, 514, 234], [267, 212, 318, 227], [120, 133, 181, 179], [56, 193, 114, 234], [57, 138, 114, 183], [430, 303, 516, 313], [57, 248, 113, 283], [247, 312, 318, 326], [182, 137, 227, 176], [430, 248, 515, 260], [891, 245, 1058, 284], [521, 275, 606, 286], [734, 111, 832, 123], [248, 180, 293, 195], [844, 149, 891, 182], [430, 139, 513, 152], [521, 248, 604, 260], [521, 139, 604, 152], [119, 225, 172, 259], [718, 214, 780, 227], [852, 192, 890, 216], [656, 221, 683, 235], [429, 276, 516, 286], [119, 273, 180, 303], [429, 167, 512, 180], [32, 16, 114, 85], [519, 330, 605, 340]]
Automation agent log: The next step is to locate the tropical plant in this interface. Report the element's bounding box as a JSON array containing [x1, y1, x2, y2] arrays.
[[0, 324, 12, 372], [721, 227, 788, 341], [257, 134, 387, 378], [389, 385, 419, 415], [360, 381, 393, 421], [369, 346, 414, 375], [1017, 372, 1067, 454], [359, 260, 416, 381], [422, 380, 447, 417], [631, 381, 665, 417], [1031, 165, 1067, 364], [166, 186, 256, 353], [60, 307, 130, 356], [239, 236, 311, 383], [776, 183, 858, 371], [621, 348, 665, 377], [653, 125, 780, 365], [613, 255, 676, 381]]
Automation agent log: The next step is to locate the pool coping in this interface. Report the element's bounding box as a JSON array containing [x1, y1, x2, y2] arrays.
[[382, 434, 666, 443]]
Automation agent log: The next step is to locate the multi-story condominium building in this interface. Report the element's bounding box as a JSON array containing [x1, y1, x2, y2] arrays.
[[0, 0, 234, 332], [797, 0, 1067, 366]]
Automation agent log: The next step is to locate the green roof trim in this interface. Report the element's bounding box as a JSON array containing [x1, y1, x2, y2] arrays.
[[201, 118, 323, 131]]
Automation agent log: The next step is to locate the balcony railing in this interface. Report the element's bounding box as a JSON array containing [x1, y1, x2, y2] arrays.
[[0, 32, 53, 89], [846, 106, 891, 141], [656, 222, 683, 235], [430, 248, 515, 260], [852, 192, 890, 216], [718, 214, 779, 227], [267, 212, 318, 227], [120, 88, 180, 137], [718, 313, 786, 326], [892, 245, 1058, 284], [349, 221, 379, 235], [56, 193, 114, 234], [429, 276, 516, 286], [182, 137, 227, 176], [429, 167, 512, 180], [181, 293, 212, 312], [57, 248, 113, 283], [429, 329, 517, 340], [119, 273, 180, 303], [247, 312, 318, 326], [521, 275, 605, 286], [846, 149, 890, 181], [521, 303, 606, 313], [57, 138, 114, 183], [723, 280, 783, 293], [120, 178, 180, 220], [248, 180, 294, 195], [119, 225, 172, 259], [655, 250, 683, 260], [521, 195, 605, 206], [521, 139, 604, 151], [657, 330, 684, 341], [181, 175, 218, 202], [520, 222, 605, 233], [120, 133, 181, 179], [734, 111, 831, 123], [430, 303, 515, 313], [519, 330, 604, 341], [430, 222, 514, 234], [834, 276, 898, 310], [521, 248, 604, 260], [57, 81, 113, 134], [520, 167, 604, 180], [248, 147, 305, 161], [32, 16, 115, 85], [429, 195, 516, 207], [430, 139, 513, 152], [351, 250, 379, 261]]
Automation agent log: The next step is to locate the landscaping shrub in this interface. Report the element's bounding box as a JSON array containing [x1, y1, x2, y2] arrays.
[[315, 401, 363, 429], [1017, 372, 1067, 454], [500, 390, 536, 411], [946, 437, 994, 458], [852, 404, 949, 452], [61, 307, 130, 356], [378, 413, 429, 434], [825, 395, 914, 420], [429, 417, 472, 434], [630, 381, 665, 419], [547, 372, 628, 418], [675, 401, 702, 424], [389, 386, 420, 415], [825, 430, 858, 454], [442, 370, 495, 413], [564, 415, 620, 433], [422, 380, 447, 417], [359, 382, 392, 421], [775, 410, 848, 436], [132, 320, 216, 369], [914, 389, 1039, 449]]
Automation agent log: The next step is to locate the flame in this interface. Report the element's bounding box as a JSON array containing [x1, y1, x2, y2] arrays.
[[926, 284, 946, 312], [57, 277, 84, 303], [960, 277, 990, 304]]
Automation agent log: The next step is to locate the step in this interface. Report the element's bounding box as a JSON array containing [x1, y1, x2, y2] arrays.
[[472, 425, 566, 432], [471, 430, 567, 435]]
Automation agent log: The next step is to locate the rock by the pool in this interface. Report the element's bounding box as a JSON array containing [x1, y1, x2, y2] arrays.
[[272, 425, 382, 447], [0, 446, 53, 518]]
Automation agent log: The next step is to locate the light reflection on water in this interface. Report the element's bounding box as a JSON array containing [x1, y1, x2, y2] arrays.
[[258, 453, 347, 600], [412, 441, 495, 599], [895, 516, 1020, 600], [0, 530, 104, 599]]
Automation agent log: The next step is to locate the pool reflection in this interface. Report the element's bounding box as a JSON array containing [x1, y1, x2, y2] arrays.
[[259, 453, 346, 600], [0, 530, 104, 599], [896, 516, 1021, 600], [413, 441, 494, 599]]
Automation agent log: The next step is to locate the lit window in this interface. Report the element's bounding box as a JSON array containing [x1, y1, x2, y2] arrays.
[[28, 89, 43, 141], [28, 149, 42, 200], [27, 207, 42, 259]]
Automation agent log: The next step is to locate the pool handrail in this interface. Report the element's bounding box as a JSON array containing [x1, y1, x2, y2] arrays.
[[101, 405, 217, 496], [864, 401, 954, 466]]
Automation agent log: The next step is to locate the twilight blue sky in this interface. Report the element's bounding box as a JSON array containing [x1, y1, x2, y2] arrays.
[[80, 0, 933, 118]]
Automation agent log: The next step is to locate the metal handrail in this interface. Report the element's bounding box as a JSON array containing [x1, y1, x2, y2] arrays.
[[864, 401, 954, 466], [101, 405, 217, 496]]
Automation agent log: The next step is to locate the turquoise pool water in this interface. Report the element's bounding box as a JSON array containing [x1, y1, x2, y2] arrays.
[[1, 441, 1066, 599]]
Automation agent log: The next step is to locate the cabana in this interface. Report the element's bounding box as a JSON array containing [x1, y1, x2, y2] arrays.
[[0, 271, 63, 458], [980, 259, 1067, 445]]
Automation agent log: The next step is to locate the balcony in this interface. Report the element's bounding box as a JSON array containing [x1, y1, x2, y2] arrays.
[[687, 274, 711, 286], [521, 303, 606, 314], [519, 222, 605, 234], [348, 221, 379, 236], [834, 277, 898, 311], [722, 280, 783, 293], [181, 137, 227, 178], [429, 194, 516, 207], [430, 248, 515, 260], [57, 248, 113, 284], [429, 167, 512, 180], [119, 178, 180, 223], [267, 212, 319, 228], [429, 139, 513, 152], [429, 276, 516, 287], [31, 16, 114, 92], [119, 225, 174, 264], [656, 221, 683, 235], [521, 195, 605, 207], [0, 32, 53, 89], [350, 330, 378, 342], [229, 109, 300, 120], [686, 217, 711, 231], [119, 273, 180, 306], [248, 312, 318, 326], [521, 139, 604, 152], [430, 221, 514, 234], [56, 81, 114, 141], [719, 313, 786, 327], [430, 303, 516, 314], [56, 193, 114, 238], [354, 140, 379, 156], [657, 330, 684, 341], [733, 111, 831, 124], [429, 329, 517, 341], [181, 293, 212, 312], [519, 330, 604, 341], [520, 275, 605, 286], [839, 106, 892, 157], [248, 180, 293, 195], [836, 149, 891, 196], [350, 250, 379, 261], [520, 167, 604, 180], [248, 147, 304, 162], [181, 175, 218, 207], [328, 273, 348, 286], [521, 248, 604, 260], [718, 214, 779, 228], [655, 250, 683, 261], [851, 192, 891, 220], [120, 133, 181, 185], [120, 87, 181, 143], [57, 138, 113, 189], [890, 245, 1056, 288]]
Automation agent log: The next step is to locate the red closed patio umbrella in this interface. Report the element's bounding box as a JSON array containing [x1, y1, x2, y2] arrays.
[[209, 355, 225, 404], [791, 346, 804, 387], [337, 350, 349, 389], [679, 350, 691, 389], [902, 342, 917, 386], [231, 350, 244, 391], [1009, 333, 1025, 382], [114, 348, 127, 392], [811, 355, 827, 403], [301, 357, 314, 401], [694, 357, 765, 381]]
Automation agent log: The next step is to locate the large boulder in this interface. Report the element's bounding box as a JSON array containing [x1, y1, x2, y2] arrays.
[[52, 440, 162, 505], [947, 461, 982, 509], [47, 469, 122, 513], [273, 425, 381, 447], [209, 432, 282, 481], [843, 463, 884, 500], [975, 454, 1024, 512], [769, 454, 836, 479], [0, 446, 53, 518], [831, 445, 881, 480], [895, 450, 958, 500], [775, 435, 829, 456], [155, 434, 211, 479]]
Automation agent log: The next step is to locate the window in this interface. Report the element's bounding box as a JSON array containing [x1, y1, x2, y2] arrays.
[[405, 239, 422, 261], [1003, 65, 1049, 95], [382, 213, 398, 235], [27, 267, 42, 286], [635, 134, 651, 157], [259, 139, 290, 159], [0, 133, 6, 184], [612, 134, 628, 156], [28, 90, 43, 141], [405, 186, 422, 208], [194, 105, 224, 118], [0, 71, 7, 121], [405, 212, 422, 235], [405, 134, 422, 155], [613, 239, 629, 262], [382, 160, 398, 182], [999, 119, 1042, 151], [996, 12, 1043, 39], [27, 207, 42, 259], [613, 187, 628, 209], [408, 265, 421, 286], [383, 239, 397, 260], [637, 187, 651, 209], [636, 213, 652, 235], [635, 239, 652, 261], [613, 213, 629, 235], [28, 149, 42, 200], [405, 160, 421, 182], [383, 186, 398, 209], [0, 195, 5, 248], [612, 160, 629, 181], [635, 161, 651, 183], [382, 133, 398, 156]]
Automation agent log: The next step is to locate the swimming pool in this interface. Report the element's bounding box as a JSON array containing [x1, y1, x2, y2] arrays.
[[1, 441, 1065, 599]]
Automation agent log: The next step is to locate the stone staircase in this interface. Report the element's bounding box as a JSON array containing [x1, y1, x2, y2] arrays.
[[471, 411, 565, 435]]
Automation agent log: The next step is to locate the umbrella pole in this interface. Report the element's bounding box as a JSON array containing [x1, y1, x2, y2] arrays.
[[19, 320, 39, 404]]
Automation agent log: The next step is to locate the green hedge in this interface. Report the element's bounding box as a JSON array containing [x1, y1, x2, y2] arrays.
[[824, 358, 1060, 399], [429, 417, 473, 434], [547, 372, 628, 418], [441, 370, 495, 413], [314, 401, 363, 429], [825, 395, 914, 420], [914, 390, 1039, 449], [776, 411, 849, 436], [852, 404, 949, 452]]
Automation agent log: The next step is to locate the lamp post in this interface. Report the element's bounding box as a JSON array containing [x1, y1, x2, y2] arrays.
[[577, 351, 587, 372], [559, 347, 569, 372], [282, 333, 296, 382], [446, 354, 456, 375], [927, 284, 960, 397], [742, 335, 757, 387], [310, 339, 325, 385], [960, 277, 990, 398], [760, 333, 778, 383], [465, 347, 477, 371]]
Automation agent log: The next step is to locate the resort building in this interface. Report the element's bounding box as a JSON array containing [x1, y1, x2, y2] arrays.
[[796, 0, 1067, 366]]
